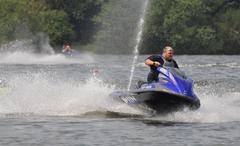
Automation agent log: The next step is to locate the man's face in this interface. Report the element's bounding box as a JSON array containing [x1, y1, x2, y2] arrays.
[[163, 49, 173, 60]]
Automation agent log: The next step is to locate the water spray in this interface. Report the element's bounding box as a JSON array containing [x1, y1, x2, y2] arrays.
[[128, 0, 149, 90]]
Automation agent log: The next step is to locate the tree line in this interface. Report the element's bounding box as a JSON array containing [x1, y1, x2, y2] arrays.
[[0, 0, 239, 54], [141, 0, 240, 54], [0, 0, 104, 47]]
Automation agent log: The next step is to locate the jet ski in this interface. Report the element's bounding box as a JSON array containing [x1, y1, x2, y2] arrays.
[[62, 49, 79, 58], [110, 67, 200, 114]]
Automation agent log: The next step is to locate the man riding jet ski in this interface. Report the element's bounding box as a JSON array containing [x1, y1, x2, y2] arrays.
[[62, 42, 79, 57], [145, 46, 179, 83], [110, 46, 200, 114]]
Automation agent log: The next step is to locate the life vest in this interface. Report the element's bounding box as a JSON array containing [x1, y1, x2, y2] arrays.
[[162, 56, 175, 68]]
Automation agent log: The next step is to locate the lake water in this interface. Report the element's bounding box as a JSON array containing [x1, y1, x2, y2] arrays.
[[0, 53, 239, 146]]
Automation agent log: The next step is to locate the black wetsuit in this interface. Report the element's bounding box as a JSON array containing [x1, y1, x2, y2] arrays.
[[146, 55, 179, 83]]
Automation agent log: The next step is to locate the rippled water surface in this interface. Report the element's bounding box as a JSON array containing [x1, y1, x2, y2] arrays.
[[0, 54, 239, 146]]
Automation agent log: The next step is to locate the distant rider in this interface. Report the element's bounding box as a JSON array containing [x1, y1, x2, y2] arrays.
[[62, 43, 73, 55], [145, 46, 179, 83]]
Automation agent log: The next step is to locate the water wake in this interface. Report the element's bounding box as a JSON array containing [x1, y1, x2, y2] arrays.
[[0, 71, 239, 123], [0, 51, 93, 65], [0, 73, 141, 117], [146, 86, 240, 123], [0, 39, 96, 64]]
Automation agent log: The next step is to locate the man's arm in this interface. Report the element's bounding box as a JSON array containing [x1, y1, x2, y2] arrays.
[[145, 55, 162, 66], [145, 59, 159, 66]]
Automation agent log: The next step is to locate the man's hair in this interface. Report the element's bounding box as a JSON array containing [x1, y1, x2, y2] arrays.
[[163, 46, 173, 53]]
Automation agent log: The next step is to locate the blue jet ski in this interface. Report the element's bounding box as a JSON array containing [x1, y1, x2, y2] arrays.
[[110, 67, 200, 114]]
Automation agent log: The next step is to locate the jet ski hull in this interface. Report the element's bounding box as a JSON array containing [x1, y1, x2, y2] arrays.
[[111, 89, 200, 114]]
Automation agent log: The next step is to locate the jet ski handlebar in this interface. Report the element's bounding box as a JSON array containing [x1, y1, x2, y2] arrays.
[[157, 67, 187, 79]]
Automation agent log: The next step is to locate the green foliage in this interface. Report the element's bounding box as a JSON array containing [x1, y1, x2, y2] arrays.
[[44, 0, 105, 44], [141, 0, 240, 54], [0, 0, 239, 54], [0, 0, 28, 44], [0, 0, 74, 45], [0, 0, 104, 47], [93, 0, 145, 53]]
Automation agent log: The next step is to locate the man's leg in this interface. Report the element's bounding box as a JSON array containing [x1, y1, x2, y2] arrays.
[[147, 71, 159, 83]]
